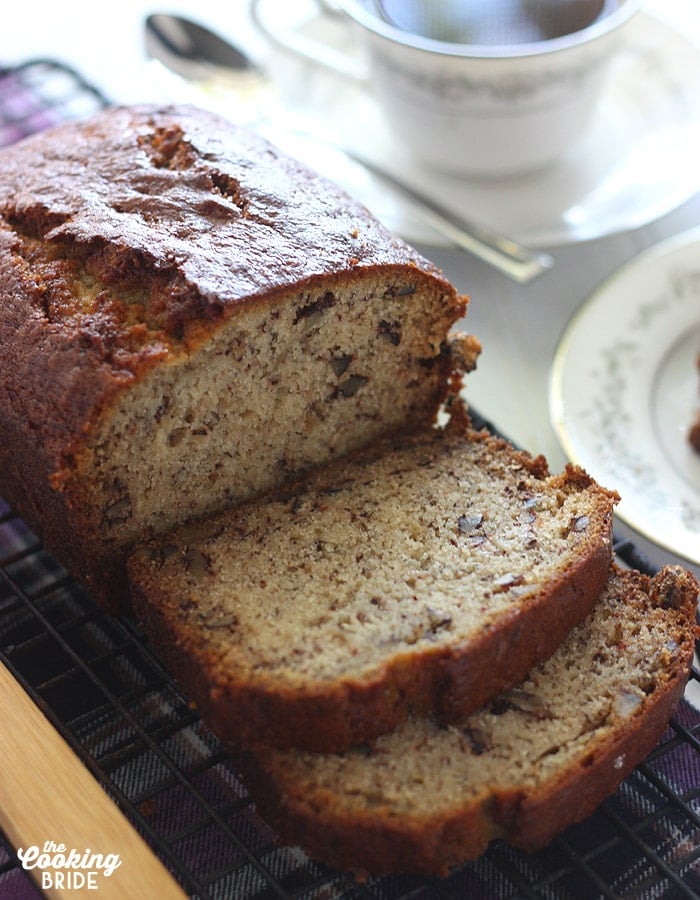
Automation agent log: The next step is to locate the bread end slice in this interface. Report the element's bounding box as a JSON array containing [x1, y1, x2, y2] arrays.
[[236, 565, 698, 877]]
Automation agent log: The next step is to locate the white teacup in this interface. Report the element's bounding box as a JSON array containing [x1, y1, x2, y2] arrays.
[[251, 0, 643, 178]]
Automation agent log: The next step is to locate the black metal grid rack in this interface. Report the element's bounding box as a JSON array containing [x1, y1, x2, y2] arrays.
[[0, 60, 699, 900]]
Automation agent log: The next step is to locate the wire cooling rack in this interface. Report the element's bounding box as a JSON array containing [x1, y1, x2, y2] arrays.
[[0, 59, 699, 900]]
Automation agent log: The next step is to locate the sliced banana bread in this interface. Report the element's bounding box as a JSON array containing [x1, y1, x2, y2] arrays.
[[128, 406, 618, 752], [0, 104, 470, 612], [236, 564, 699, 877]]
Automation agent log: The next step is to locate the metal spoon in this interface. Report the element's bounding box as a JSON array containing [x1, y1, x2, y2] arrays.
[[144, 13, 554, 283], [146, 13, 255, 76]]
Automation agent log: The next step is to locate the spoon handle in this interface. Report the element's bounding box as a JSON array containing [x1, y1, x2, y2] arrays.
[[338, 146, 554, 283]]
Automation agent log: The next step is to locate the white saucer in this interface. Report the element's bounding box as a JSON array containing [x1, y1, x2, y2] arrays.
[[550, 228, 700, 572], [267, 10, 700, 247]]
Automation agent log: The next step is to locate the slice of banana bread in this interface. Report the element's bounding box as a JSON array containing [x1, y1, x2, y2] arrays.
[[128, 406, 618, 752], [236, 564, 699, 877], [0, 104, 470, 612]]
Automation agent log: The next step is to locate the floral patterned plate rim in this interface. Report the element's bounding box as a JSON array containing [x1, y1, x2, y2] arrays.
[[550, 227, 700, 569]]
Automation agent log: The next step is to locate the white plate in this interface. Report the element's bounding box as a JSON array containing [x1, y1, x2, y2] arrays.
[[266, 10, 700, 247], [549, 228, 700, 571]]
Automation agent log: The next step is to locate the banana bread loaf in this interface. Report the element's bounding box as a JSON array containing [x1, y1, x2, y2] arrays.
[[127, 405, 618, 753], [0, 104, 470, 612], [236, 564, 699, 877]]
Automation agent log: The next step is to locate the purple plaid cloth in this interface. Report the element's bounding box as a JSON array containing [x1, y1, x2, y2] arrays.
[[0, 60, 105, 147]]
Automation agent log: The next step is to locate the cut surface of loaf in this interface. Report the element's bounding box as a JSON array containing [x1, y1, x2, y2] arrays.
[[0, 104, 469, 611], [128, 407, 618, 752], [236, 564, 699, 877]]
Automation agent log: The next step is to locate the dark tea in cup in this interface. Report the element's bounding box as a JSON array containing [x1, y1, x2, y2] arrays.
[[371, 0, 618, 46]]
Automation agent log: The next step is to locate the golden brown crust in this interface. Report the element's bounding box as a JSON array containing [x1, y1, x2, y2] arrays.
[[234, 750, 498, 877]]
